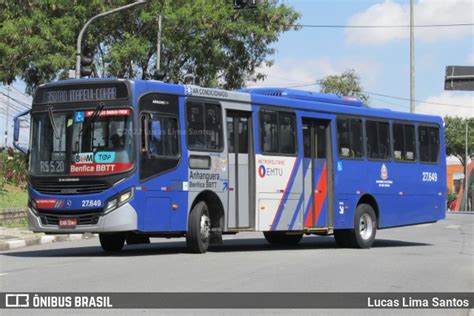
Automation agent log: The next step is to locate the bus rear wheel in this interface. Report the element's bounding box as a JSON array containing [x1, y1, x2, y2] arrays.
[[263, 232, 303, 245], [334, 204, 377, 249], [99, 232, 126, 252], [186, 201, 211, 253]]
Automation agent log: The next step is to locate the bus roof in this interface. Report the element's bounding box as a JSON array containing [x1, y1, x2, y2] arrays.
[[241, 86, 443, 125], [240, 87, 365, 107], [39, 79, 443, 125]]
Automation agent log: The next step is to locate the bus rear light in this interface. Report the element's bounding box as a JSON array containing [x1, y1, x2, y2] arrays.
[[399, 192, 404, 195], [172, 204, 179, 210]]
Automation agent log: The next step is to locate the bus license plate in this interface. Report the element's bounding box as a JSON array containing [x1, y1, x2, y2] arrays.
[[59, 218, 77, 228]]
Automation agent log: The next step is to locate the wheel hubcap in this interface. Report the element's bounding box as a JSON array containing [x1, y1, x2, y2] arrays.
[[359, 213, 373, 240], [200, 214, 210, 241]]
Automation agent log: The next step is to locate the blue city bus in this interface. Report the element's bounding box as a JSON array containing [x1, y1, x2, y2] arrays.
[[13, 79, 446, 253]]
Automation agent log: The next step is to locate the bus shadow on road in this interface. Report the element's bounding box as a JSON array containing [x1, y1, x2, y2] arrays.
[[1, 236, 431, 258]]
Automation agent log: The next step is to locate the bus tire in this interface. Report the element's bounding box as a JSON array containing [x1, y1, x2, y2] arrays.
[[350, 203, 377, 248], [99, 233, 126, 252], [264, 232, 303, 245], [186, 201, 211, 253]]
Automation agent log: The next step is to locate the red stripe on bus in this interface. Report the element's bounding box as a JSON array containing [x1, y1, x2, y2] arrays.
[[304, 162, 327, 227], [313, 162, 327, 225], [270, 159, 298, 229]]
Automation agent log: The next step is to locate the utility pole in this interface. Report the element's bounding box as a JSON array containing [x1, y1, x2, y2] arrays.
[[75, 0, 147, 79], [4, 85, 9, 148], [156, 15, 162, 74], [410, 0, 415, 113], [464, 120, 469, 211]]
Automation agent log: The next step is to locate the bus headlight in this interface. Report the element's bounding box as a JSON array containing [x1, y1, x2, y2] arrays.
[[104, 188, 134, 214], [118, 190, 133, 203], [105, 199, 118, 213]]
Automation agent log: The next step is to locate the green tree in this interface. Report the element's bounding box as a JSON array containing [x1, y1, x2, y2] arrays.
[[444, 116, 474, 170], [318, 69, 369, 104], [0, 0, 300, 93]]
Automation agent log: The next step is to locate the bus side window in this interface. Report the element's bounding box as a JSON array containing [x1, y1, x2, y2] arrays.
[[337, 118, 351, 157], [260, 110, 278, 153], [419, 126, 439, 163], [186, 101, 223, 151], [259, 110, 296, 155], [350, 119, 364, 158], [366, 120, 390, 160], [419, 126, 429, 162], [404, 125, 416, 161], [205, 103, 222, 150], [337, 118, 364, 159], [378, 121, 390, 160], [393, 123, 416, 162], [187, 102, 205, 149], [366, 120, 378, 159], [429, 127, 440, 162], [279, 112, 296, 154], [149, 115, 179, 157]]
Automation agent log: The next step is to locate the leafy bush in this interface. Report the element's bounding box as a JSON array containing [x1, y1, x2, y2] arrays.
[[447, 192, 458, 204], [1, 147, 28, 189]]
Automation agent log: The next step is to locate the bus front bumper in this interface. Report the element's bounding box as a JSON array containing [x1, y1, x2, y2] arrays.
[[28, 203, 138, 233]]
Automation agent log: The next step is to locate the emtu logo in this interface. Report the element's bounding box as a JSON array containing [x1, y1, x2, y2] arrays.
[[258, 165, 266, 178]]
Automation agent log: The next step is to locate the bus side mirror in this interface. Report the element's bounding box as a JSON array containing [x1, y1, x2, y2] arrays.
[[13, 109, 31, 155]]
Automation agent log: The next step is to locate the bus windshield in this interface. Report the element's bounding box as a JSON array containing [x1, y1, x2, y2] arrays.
[[30, 108, 134, 177]]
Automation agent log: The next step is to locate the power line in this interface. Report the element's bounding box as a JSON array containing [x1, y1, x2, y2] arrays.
[[0, 93, 31, 109], [0, 100, 28, 115], [282, 82, 472, 109], [248, 81, 472, 109], [10, 85, 31, 98], [291, 23, 474, 29], [364, 90, 473, 109]]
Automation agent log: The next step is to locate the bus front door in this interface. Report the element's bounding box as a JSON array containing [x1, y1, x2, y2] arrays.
[[226, 111, 255, 229], [302, 119, 334, 229]]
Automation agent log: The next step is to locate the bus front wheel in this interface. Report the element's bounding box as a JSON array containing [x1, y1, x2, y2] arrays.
[[186, 201, 211, 253], [99, 232, 126, 252], [334, 204, 377, 249]]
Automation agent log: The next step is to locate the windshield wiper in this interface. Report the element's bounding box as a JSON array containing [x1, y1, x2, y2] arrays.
[[48, 105, 60, 139], [79, 104, 104, 137]]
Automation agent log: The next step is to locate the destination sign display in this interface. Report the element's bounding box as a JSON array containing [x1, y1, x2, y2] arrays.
[[34, 82, 129, 104]]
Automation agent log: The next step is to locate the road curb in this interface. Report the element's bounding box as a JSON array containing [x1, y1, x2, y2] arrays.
[[0, 233, 96, 251]]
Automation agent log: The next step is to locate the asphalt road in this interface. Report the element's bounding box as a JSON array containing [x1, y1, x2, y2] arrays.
[[1, 212, 472, 292], [0, 213, 473, 314]]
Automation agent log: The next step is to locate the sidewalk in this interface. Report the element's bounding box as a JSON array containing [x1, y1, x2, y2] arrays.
[[0, 226, 96, 251]]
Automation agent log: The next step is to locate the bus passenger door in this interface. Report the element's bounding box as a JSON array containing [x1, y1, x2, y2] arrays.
[[302, 119, 333, 228], [226, 111, 255, 229]]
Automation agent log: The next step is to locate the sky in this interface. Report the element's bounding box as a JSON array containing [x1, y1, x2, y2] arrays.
[[247, 0, 474, 117], [0, 0, 473, 147]]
